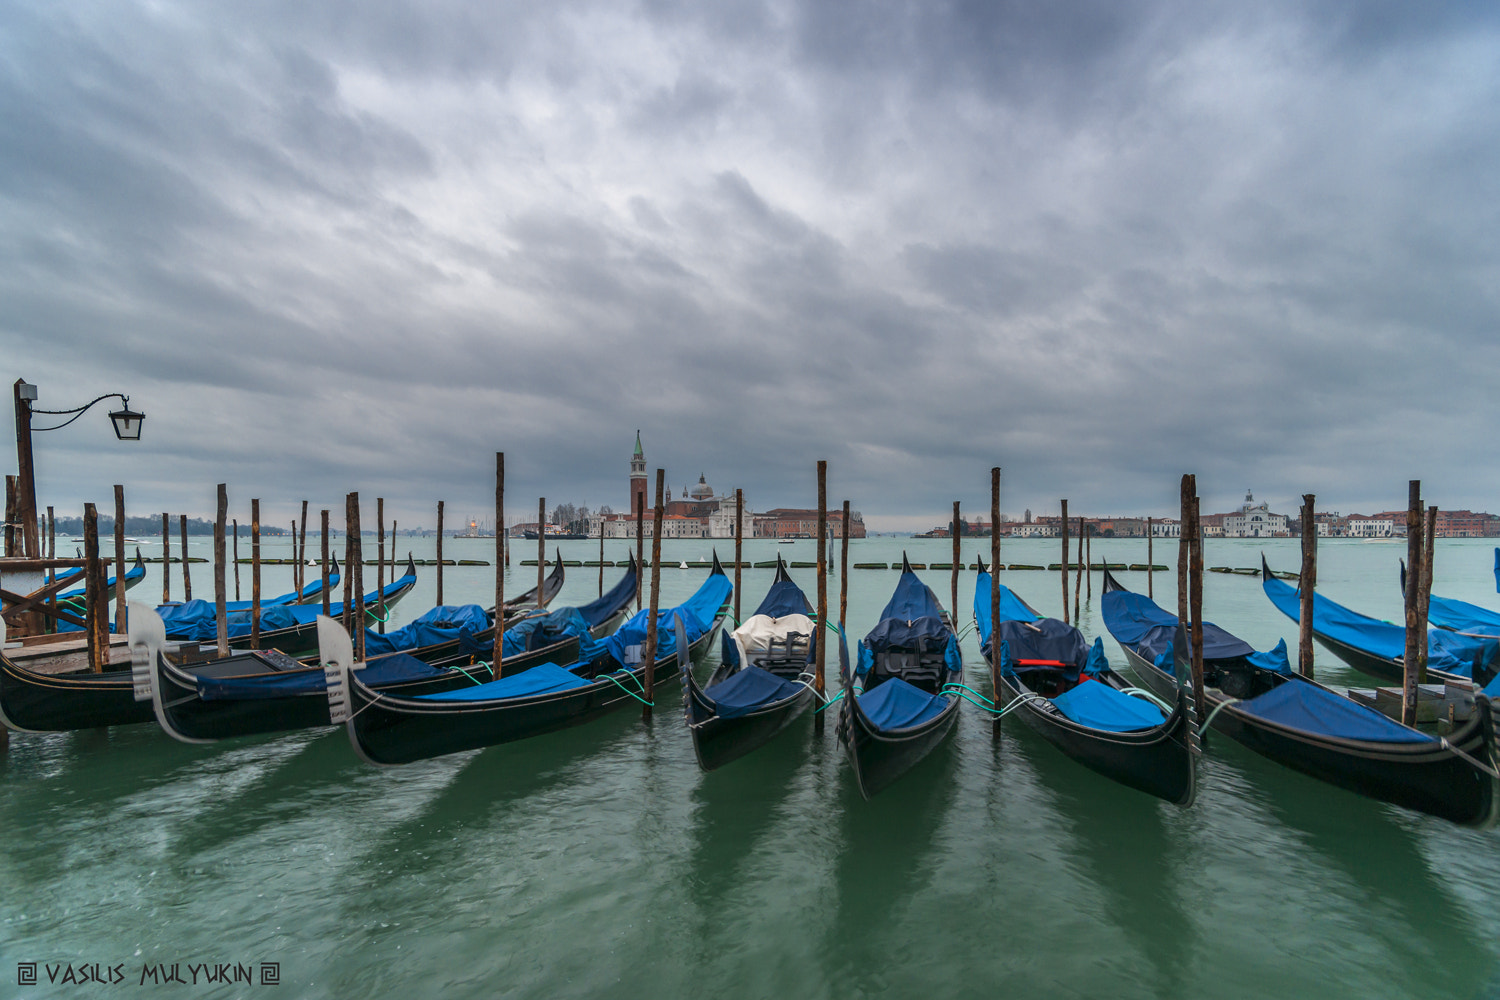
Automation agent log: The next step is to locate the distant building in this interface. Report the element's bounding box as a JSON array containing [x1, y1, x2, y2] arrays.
[[1221, 491, 1289, 538], [1346, 514, 1396, 538]]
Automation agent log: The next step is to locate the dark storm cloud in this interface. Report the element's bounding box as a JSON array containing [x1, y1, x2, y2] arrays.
[[3, 0, 1500, 531]]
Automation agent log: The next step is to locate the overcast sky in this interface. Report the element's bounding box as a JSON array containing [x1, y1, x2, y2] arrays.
[[4, 1, 1498, 532]]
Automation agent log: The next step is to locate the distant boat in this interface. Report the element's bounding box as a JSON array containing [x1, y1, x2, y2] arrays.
[[778, 540, 796, 545]]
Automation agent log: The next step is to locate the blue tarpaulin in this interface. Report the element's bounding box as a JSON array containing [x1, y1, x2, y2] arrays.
[[197, 652, 444, 701], [1101, 587, 1257, 661], [603, 573, 733, 667], [877, 564, 946, 621], [1237, 680, 1436, 743], [857, 676, 949, 730], [154, 570, 416, 641], [361, 604, 492, 658], [1049, 678, 1167, 732], [1264, 571, 1500, 677], [972, 572, 1041, 644], [993, 618, 1090, 681], [414, 662, 592, 701], [704, 666, 803, 718]]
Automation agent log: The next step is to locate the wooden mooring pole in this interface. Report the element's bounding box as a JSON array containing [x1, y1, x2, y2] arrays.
[[991, 468, 1002, 731], [1074, 517, 1084, 624], [179, 514, 192, 600], [1189, 487, 1205, 725], [951, 500, 960, 628], [642, 469, 665, 721], [232, 518, 241, 600], [251, 499, 261, 650], [84, 503, 104, 672], [45, 504, 56, 632], [494, 453, 505, 678], [1299, 494, 1316, 678], [376, 497, 386, 634], [161, 512, 170, 604], [733, 488, 743, 625], [1060, 499, 1070, 625], [636, 503, 645, 612], [321, 510, 331, 616], [1176, 493, 1189, 630], [350, 493, 365, 663], [299, 500, 309, 596], [1421, 504, 1437, 684], [1085, 526, 1092, 600], [215, 485, 228, 657], [840, 500, 851, 628], [1403, 481, 1424, 726], [342, 496, 354, 633], [1147, 517, 1154, 599], [436, 500, 445, 607], [113, 485, 126, 632], [537, 497, 546, 610], [598, 519, 605, 597], [815, 462, 828, 732]]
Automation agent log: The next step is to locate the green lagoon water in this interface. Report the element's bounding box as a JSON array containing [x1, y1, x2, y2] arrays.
[[5, 535, 1500, 998]]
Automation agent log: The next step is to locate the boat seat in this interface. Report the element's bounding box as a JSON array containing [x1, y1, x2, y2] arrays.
[[750, 631, 811, 679], [870, 641, 947, 693]]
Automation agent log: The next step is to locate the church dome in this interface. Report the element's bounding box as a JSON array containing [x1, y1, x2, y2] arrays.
[[689, 474, 715, 500]]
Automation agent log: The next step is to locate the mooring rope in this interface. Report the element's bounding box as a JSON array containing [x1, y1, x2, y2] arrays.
[[1116, 686, 1175, 711], [598, 669, 653, 707], [1439, 737, 1500, 780], [1200, 696, 1241, 733]]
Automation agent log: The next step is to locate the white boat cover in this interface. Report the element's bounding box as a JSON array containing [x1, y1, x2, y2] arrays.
[[731, 613, 815, 669]]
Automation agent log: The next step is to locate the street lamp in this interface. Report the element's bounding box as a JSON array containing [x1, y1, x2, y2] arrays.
[[11, 379, 146, 558]]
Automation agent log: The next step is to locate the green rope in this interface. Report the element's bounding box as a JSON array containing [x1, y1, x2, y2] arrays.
[[940, 682, 995, 707], [814, 689, 846, 714], [1117, 686, 1174, 711], [598, 670, 653, 707], [1201, 696, 1241, 732], [450, 662, 488, 686]]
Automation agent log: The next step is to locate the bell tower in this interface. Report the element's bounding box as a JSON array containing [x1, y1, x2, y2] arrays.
[[630, 430, 647, 515]]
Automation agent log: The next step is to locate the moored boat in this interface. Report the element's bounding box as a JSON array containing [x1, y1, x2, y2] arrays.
[[1106, 569, 1499, 827]]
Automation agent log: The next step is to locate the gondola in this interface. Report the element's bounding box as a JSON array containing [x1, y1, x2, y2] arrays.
[[152, 556, 424, 658], [976, 563, 1196, 805], [1262, 556, 1500, 687], [836, 554, 962, 799], [682, 556, 817, 771], [144, 558, 639, 742], [321, 556, 732, 766], [1400, 558, 1500, 637], [1105, 569, 1499, 827], [55, 549, 147, 605]]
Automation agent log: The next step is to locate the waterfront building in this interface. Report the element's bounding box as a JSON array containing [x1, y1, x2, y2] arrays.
[[1221, 491, 1289, 538]]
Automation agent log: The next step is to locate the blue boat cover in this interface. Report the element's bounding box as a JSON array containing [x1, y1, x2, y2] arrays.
[[155, 570, 416, 641], [864, 615, 952, 653], [197, 652, 445, 701], [857, 676, 950, 730], [414, 662, 592, 702], [58, 561, 145, 601], [573, 559, 640, 627], [704, 665, 803, 718], [1263, 571, 1500, 677], [1424, 593, 1500, 635], [603, 573, 733, 667], [972, 573, 1041, 645], [361, 604, 493, 658], [753, 572, 814, 619], [992, 617, 1089, 680], [1049, 678, 1167, 732], [1100, 588, 1180, 646], [1237, 680, 1436, 743], [878, 567, 945, 621]]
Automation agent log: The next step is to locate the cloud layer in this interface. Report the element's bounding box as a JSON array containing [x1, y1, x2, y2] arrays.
[[4, 1, 1499, 530]]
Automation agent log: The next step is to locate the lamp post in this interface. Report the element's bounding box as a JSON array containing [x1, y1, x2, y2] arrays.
[[12, 378, 145, 558]]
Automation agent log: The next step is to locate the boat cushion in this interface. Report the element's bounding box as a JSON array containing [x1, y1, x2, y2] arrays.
[[1236, 680, 1436, 743], [704, 666, 804, 719], [415, 662, 591, 702], [1048, 678, 1166, 732], [197, 652, 445, 701], [857, 677, 949, 730]]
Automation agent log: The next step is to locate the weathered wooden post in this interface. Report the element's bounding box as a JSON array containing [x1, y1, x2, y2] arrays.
[[991, 468, 1002, 729], [837, 496, 850, 616], [642, 469, 665, 721], [494, 452, 505, 678], [1074, 517, 1084, 623], [84, 503, 104, 671], [1403, 481, 1423, 726], [815, 462, 828, 732], [1085, 525, 1092, 600], [232, 518, 241, 600], [1060, 499, 1070, 625], [1421, 505, 1436, 684], [635, 503, 645, 611], [299, 501, 309, 594], [251, 498, 261, 650], [46, 504, 56, 631], [349, 493, 365, 662], [598, 518, 605, 596], [47, 505, 55, 560], [537, 497, 546, 610], [733, 487, 744, 624], [1147, 516, 1154, 599], [113, 484, 126, 630], [342, 495, 354, 633], [951, 500, 960, 626], [161, 512, 171, 604], [1188, 487, 1205, 723], [376, 497, 386, 633], [215, 485, 229, 657], [1299, 494, 1316, 678], [436, 500, 445, 606], [320, 510, 331, 616], [1176, 485, 1189, 630], [4, 476, 15, 558], [179, 514, 192, 600]]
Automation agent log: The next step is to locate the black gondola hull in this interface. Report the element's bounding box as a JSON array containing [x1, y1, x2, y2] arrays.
[[1118, 643, 1498, 827], [344, 621, 723, 765], [838, 685, 960, 799], [684, 675, 815, 772], [0, 658, 152, 732], [991, 663, 1196, 805]]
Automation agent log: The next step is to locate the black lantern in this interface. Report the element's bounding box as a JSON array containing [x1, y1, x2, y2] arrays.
[[108, 400, 145, 441]]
